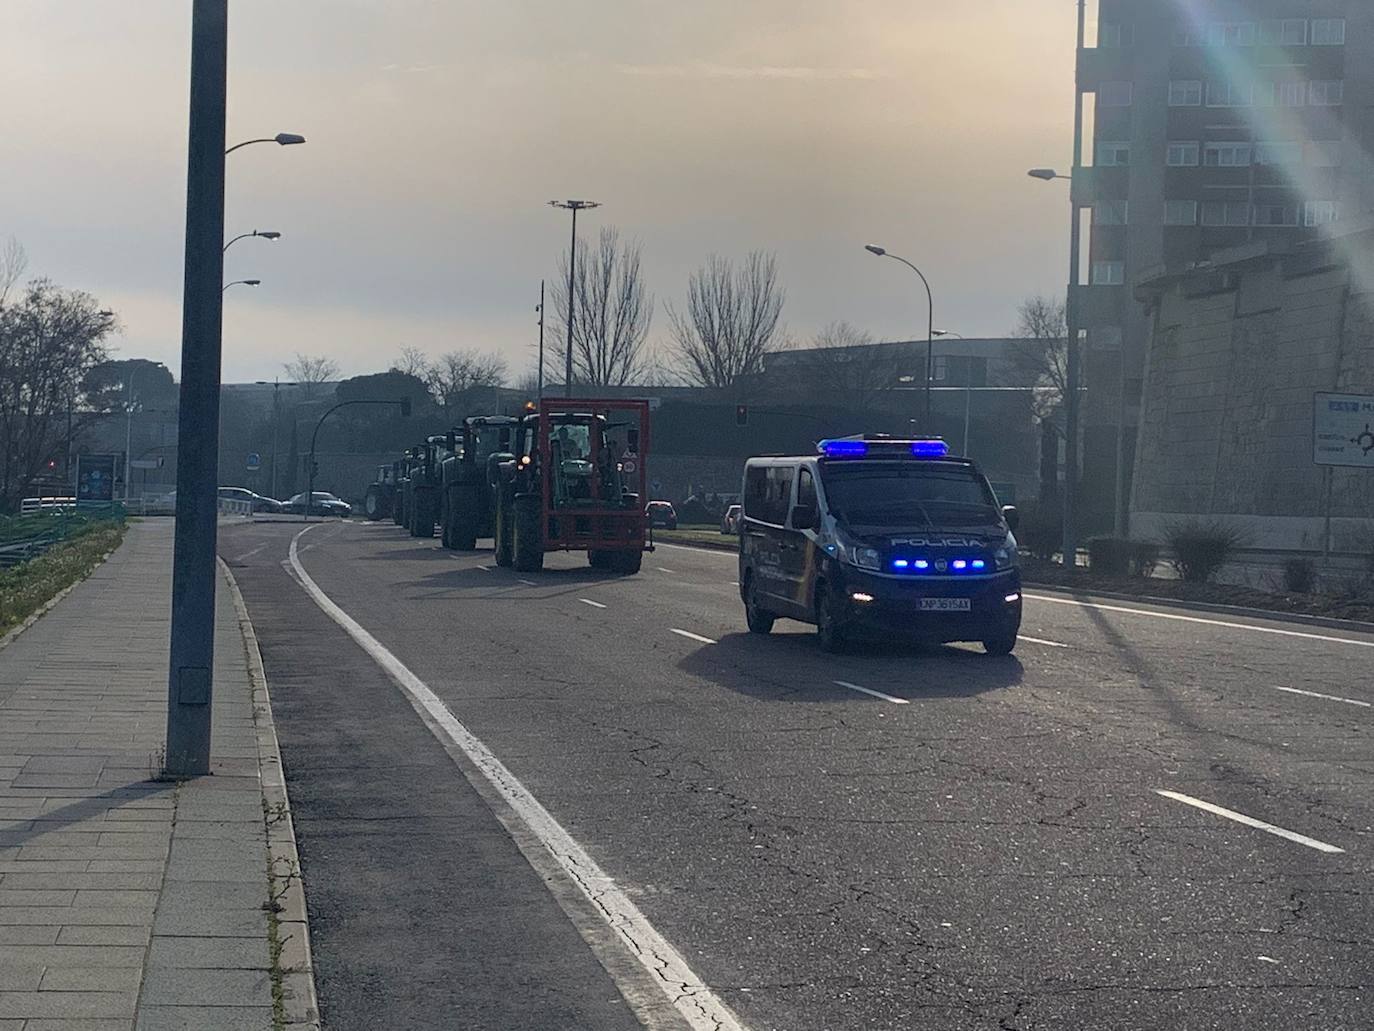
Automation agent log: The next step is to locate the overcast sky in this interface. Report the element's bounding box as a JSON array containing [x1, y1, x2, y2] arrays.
[[4, 0, 1076, 383]]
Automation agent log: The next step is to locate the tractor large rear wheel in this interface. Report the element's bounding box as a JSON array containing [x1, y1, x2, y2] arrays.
[[512, 493, 544, 573], [364, 485, 389, 521], [449, 484, 481, 551], [609, 549, 643, 575], [412, 489, 438, 539]]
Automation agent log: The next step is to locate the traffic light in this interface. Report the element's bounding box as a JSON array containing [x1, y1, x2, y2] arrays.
[[736, 404, 748, 426]]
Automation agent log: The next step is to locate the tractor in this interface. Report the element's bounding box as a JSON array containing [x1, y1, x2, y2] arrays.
[[392, 456, 410, 528], [363, 462, 400, 521], [493, 399, 651, 574], [404, 436, 452, 538], [439, 416, 519, 551]]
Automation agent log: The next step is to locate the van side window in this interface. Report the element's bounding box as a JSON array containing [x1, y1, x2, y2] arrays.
[[763, 467, 794, 525], [796, 468, 817, 511], [743, 467, 768, 521]]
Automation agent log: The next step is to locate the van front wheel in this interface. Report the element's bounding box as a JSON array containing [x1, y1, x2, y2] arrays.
[[744, 576, 774, 634]]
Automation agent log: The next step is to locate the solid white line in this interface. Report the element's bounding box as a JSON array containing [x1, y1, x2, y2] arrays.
[[1027, 593, 1374, 649], [1275, 686, 1372, 708], [669, 628, 717, 645], [1154, 790, 1345, 854], [1017, 635, 1069, 649], [834, 680, 910, 705], [579, 598, 607, 609], [286, 528, 747, 1031]]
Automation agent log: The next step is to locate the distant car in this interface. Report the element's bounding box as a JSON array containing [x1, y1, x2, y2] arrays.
[[218, 486, 284, 514], [646, 501, 677, 529], [721, 504, 742, 535], [284, 491, 353, 517]]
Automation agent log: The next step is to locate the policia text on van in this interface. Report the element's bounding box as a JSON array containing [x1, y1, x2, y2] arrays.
[[738, 437, 1022, 654]]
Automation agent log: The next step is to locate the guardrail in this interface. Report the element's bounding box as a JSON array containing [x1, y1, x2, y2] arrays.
[[218, 498, 254, 516], [19, 497, 76, 515]]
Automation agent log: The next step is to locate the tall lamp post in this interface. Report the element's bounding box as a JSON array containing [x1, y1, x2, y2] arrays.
[[864, 245, 935, 432], [222, 279, 260, 293], [223, 229, 281, 253], [548, 200, 600, 397], [932, 330, 976, 456], [255, 379, 297, 499], [225, 132, 306, 156]]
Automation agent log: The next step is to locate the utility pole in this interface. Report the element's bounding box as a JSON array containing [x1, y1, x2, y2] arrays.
[[165, 0, 228, 777], [548, 200, 600, 397], [537, 280, 545, 401], [1062, 0, 1086, 569]]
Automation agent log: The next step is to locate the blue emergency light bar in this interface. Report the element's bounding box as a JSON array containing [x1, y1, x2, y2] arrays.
[[818, 437, 950, 459]]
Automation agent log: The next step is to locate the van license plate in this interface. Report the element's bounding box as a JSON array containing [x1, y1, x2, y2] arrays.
[[919, 598, 971, 612]]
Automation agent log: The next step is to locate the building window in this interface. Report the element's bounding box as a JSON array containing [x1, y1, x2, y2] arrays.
[[1094, 200, 1128, 226], [1098, 23, 1133, 48], [1207, 81, 1252, 107], [1204, 142, 1252, 167], [1307, 140, 1342, 167], [1201, 201, 1250, 227], [1309, 81, 1344, 106], [1092, 327, 1124, 352], [1277, 81, 1307, 107], [1173, 26, 1203, 47], [1164, 200, 1198, 226], [1099, 81, 1133, 107], [1252, 203, 1300, 227], [1095, 141, 1131, 166], [932, 356, 948, 382], [1305, 201, 1338, 226], [1260, 19, 1308, 46], [1310, 19, 1346, 46], [1206, 22, 1256, 47], [1255, 141, 1302, 166], [1252, 82, 1276, 107], [1169, 80, 1203, 106], [1166, 141, 1200, 166], [1092, 261, 1125, 286]]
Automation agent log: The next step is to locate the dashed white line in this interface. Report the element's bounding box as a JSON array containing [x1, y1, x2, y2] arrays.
[[518, 579, 538, 587], [669, 628, 717, 645], [579, 598, 608, 609], [286, 527, 748, 1031], [1017, 635, 1069, 649], [656, 566, 676, 574], [1027, 593, 1374, 649], [834, 680, 910, 705], [1274, 686, 1372, 708], [476, 565, 493, 572], [1154, 790, 1345, 854]]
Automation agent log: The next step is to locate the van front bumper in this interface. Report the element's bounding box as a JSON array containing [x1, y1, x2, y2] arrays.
[[832, 566, 1022, 643]]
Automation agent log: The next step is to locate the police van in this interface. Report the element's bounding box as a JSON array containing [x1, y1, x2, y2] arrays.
[[738, 436, 1022, 653]]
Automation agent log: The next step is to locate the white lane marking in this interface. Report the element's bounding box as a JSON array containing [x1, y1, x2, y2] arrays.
[[1017, 635, 1069, 649], [579, 598, 607, 609], [656, 567, 676, 574], [1275, 686, 1372, 708], [232, 543, 268, 562], [834, 680, 910, 705], [669, 628, 717, 645], [476, 565, 493, 572], [286, 528, 748, 1031], [1027, 593, 1374, 649], [1154, 790, 1345, 854], [518, 579, 538, 587]]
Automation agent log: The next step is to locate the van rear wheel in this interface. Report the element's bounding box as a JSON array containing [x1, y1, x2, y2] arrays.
[[744, 577, 774, 635]]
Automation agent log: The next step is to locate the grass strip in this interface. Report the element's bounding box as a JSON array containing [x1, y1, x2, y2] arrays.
[[0, 521, 126, 634]]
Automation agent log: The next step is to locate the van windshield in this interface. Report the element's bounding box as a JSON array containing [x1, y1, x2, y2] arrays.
[[820, 462, 1001, 530]]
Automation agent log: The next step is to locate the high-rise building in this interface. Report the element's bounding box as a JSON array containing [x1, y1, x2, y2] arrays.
[[1071, 1, 1373, 533]]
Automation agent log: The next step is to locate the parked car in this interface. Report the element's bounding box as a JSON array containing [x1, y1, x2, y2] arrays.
[[284, 491, 353, 517], [721, 504, 742, 535], [646, 501, 677, 529], [218, 486, 284, 514]]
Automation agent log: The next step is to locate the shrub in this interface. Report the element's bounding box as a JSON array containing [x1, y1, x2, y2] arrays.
[[1163, 518, 1248, 584], [1282, 557, 1317, 594], [1016, 499, 1062, 560], [1087, 536, 1131, 576], [1129, 541, 1160, 578]]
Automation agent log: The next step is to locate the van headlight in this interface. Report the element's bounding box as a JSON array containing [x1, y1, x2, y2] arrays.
[[994, 544, 1018, 571], [836, 532, 882, 571]]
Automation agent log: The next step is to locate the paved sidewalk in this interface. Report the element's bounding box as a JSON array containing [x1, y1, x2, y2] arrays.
[[0, 520, 313, 1030]]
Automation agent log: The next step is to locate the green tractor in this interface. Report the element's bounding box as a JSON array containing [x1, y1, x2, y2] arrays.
[[402, 437, 452, 538], [439, 416, 519, 551], [363, 462, 400, 521]]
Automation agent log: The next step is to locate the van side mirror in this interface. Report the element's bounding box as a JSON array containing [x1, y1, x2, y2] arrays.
[[1002, 505, 1019, 532], [790, 504, 819, 530]]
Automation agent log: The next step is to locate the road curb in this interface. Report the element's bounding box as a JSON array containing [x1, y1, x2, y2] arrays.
[[220, 558, 322, 1031], [654, 537, 1374, 636]]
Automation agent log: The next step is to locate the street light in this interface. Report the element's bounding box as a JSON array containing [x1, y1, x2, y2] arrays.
[[223, 230, 281, 253], [864, 244, 935, 431], [255, 379, 298, 499], [225, 132, 307, 156], [1028, 168, 1071, 181], [549, 200, 601, 397], [222, 279, 260, 292]]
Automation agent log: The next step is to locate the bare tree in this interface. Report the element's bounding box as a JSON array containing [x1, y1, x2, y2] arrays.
[[0, 238, 27, 308], [428, 349, 508, 406], [783, 320, 903, 409], [390, 346, 430, 379], [0, 279, 116, 507], [550, 227, 653, 387], [666, 251, 785, 389], [283, 353, 340, 400], [1009, 295, 1068, 434]]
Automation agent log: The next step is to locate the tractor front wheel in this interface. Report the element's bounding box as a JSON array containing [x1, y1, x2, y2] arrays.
[[450, 484, 481, 551], [608, 550, 643, 575], [512, 494, 544, 572]]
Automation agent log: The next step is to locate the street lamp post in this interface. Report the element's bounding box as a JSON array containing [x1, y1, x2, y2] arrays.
[[222, 279, 260, 293], [223, 230, 281, 253], [225, 133, 306, 156], [864, 245, 935, 432], [306, 398, 411, 520], [549, 200, 600, 397], [123, 371, 139, 504], [255, 379, 297, 499], [536, 280, 546, 401], [932, 331, 975, 456]]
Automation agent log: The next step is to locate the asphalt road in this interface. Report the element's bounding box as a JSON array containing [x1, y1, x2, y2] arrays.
[[221, 518, 1374, 1031]]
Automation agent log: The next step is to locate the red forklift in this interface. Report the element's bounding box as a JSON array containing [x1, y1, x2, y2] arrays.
[[495, 398, 652, 574]]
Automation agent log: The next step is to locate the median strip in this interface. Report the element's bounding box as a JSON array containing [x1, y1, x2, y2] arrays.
[[1155, 789, 1345, 854]]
